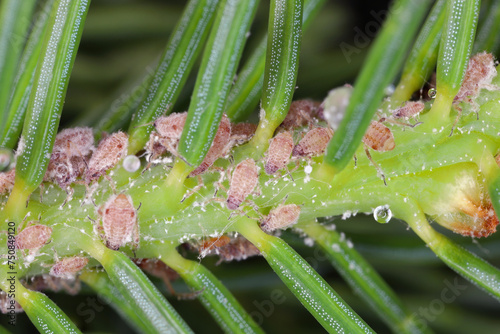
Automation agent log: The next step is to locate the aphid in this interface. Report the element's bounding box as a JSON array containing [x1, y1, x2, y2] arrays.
[[230, 122, 257, 145], [292, 127, 334, 157], [213, 236, 260, 264], [198, 235, 231, 253], [154, 112, 187, 140], [362, 121, 395, 152], [227, 158, 258, 210], [45, 153, 87, 188], [361, 121, 395, 185], [44, 127, 95, 188], [265, 131, 294, 175], [153, 112, 188, 155], [455, 52, 497, 102], [100, 193, 138, 250], [392, 101, 425, 119], [85, 131, 128, 183], [260, 204, 301, 232], [191, 114, 231, 176], [16, 224, 52, 250], [0, 169, 15, 195], [50, 256, 89, 279], [52, 127, 94, 157], [135, 258, 179, 282], [281, 99, 321, 129]]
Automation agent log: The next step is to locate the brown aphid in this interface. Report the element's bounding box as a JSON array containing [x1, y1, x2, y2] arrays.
[[154, 112, 187, 140], [392, 101, 425, 119], [199, 235, 231, 253], [281, 99, 321, 129], [363, 121, 395, 152], [230, 122, 257, 145], [0, 169, 15, 195], [50, 256, 89, 279], [85, 131, 128, 183], [214, 236, 260, 263], [292, 127, 334, 157], [260, 204, 301, 232], [135, 258, 179, 282], [191, 114, 231, 176], [227, 158, 258, 210], [265, 131, 294, 174], [455, 52, 497, 102], [45, 153, 87, 188], [44, 127, 94, 188], [16, 224, 52, 250], [100, 193, 138, 250], [52, 127, 94, 157]]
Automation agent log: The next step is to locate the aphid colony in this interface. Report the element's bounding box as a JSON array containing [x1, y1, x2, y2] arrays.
[[17, 127, 129, 191]]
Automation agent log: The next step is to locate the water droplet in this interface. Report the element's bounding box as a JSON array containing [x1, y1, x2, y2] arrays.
[[373, 205, 392, 224], [123, 155, 140, 172], [0, 148, 14, 172], [428, 88, 437, 99]]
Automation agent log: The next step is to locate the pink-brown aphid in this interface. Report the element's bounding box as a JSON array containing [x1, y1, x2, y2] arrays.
[[50, 256, 89, 279], [281, 99, 321, 129], [213, 236, 260, 263], [227, 158, 258, 210], [260, 204, 301, 232], [191, 114, 231, 176], [455, 52, 497, 102], [363, 121, 395, 152], [100, 193, 138, 250], [265, 131, 294, 174], [154, 112, 187, 140], [230, 122, 257, 145], [45, 153, 87, 188], [85, 131, 128, 183], [16, 224, 52, 250], [392, 101, 425, 119], [0, 169, 15, 195], [153, 112, 187, 155], [52, 127, 94, 156], [292, 127, 334, 157], [45, 127, 94, 188]]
